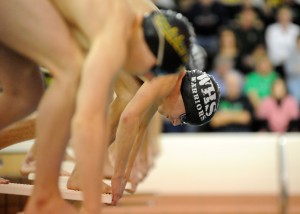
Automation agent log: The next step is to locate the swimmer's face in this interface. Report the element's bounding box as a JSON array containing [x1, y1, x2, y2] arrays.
[[158, 92, 185, 126], [124, 26, 156, 75]]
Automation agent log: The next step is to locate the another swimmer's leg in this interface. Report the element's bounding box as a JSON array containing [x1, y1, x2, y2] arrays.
[[20, 141, 36, 176], [0, 116, 35, 150], [26, 51, 82, 214], [0, 1, 83, 213], [26, 57, 81, 214], [0, 45, 43, 131]]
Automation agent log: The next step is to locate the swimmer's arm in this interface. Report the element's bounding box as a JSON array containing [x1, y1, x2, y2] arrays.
[[123, 104, 158, 181], [108, 97, 127, 144], [71, 30, 128, 212], [210, 110, 251, 127], [109, 73, 144, 144], [112, 75, 177, 204]]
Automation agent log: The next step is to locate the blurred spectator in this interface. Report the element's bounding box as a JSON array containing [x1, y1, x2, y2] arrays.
[[217, 28, 241, 70], [284, 35, 300, 104], [242, 0, 264, 8], [152, 0, 177, 10], [281, 0, 300, 25], [221, 0, 270, 24], [257, 78, 299, 132], [232, 8, 264, 74], [245, 44, 268, 72], [184, 0, 228, 56], [210, 72, 253, 132], [265, 0, 281, 8], [177, 0, 196, 13], [265, 6, 300, 79], [210, 55, 239, 97], [219, 0, 242, 20], [244, 56, 279, 110]]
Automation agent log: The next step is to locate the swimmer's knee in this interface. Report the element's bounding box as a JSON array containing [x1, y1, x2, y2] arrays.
[[6, 67, 44, 114], [46, 49, 83, 80], [8, 93, 41, 117]]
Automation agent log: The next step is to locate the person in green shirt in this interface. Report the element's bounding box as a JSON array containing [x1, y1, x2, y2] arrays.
[[244, 56, 278, 110]]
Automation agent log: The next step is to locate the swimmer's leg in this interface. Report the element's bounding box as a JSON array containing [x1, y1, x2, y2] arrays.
[[0, 115, 36, 183], [0, 44, 43, 131], [0, 1, 83, 213], [0, 115, 36, 150]]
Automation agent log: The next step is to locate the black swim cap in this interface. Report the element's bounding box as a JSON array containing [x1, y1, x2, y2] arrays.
[[180, 70, 220, 126], [142, 10, 194, 76], [186, 43, 207, 71]]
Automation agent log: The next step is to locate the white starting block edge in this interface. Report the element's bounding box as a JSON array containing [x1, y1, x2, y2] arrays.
[[28, 173, 133, 191], [0, 183, 112, 204]]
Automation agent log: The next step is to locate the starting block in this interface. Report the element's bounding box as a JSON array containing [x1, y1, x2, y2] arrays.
[[0, 183, 112, 204]]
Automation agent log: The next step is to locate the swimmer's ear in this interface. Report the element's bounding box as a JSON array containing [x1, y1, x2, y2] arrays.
[[172, 70, 186, 95], [179, 69, 186, 79], [132, 13, 142, 32]]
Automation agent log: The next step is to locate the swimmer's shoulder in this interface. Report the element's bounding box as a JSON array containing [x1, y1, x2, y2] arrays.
[[128, 0, 158, 13]]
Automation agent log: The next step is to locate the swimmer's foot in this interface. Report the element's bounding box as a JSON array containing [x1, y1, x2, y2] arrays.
[[111, 176, 127, 206], [67, 168, 111, 194], [25, 195, 78, 214], [0, 177, 9, 184], [20, 144, 36, 176], [20, 158, 36, 176]]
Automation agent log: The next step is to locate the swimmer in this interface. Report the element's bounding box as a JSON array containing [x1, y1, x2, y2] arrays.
[[67, 43, 210, 204], [0, 43, 43, 184], [111, 69, 220, 204], [0, 0, 193, 213]]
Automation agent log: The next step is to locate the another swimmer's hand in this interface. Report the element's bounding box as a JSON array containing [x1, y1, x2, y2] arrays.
[[111, 176, 127, 205]]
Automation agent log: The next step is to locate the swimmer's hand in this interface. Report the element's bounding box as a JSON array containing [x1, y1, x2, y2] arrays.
[[111, 176, 127, 205]]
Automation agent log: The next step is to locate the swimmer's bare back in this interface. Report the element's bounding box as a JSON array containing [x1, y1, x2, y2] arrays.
[[50, 0, 137, 49]]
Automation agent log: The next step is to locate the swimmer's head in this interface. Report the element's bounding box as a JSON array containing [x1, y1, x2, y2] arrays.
[[180, 70, 220, 125], [142, 10, 194, 76], [158, 69, 220, 126]]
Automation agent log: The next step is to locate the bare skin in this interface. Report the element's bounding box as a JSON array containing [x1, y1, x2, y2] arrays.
[[60, 70, 185, 204], [0, 1, 85, 213], [0, 115, 36, 150], [0, 43, 42, 183], [20, 141, 36, 176], [111, 71, 187, 204], [65, 69, 144, 191], [0, 45, 43, 131], [0, 0, 160, 213]]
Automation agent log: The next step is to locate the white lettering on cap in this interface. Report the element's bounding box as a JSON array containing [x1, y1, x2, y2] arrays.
[[190, 76, 204, 121], [196, 73, 217, 117], [189, 72, 218, 121]]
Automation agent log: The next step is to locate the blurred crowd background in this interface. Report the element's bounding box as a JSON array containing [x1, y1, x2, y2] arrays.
[[152, 0, 300, 133]]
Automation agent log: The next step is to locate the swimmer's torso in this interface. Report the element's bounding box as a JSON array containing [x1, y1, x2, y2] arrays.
[[114, 71, 144, 101], [50, 0, 156, 51]]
